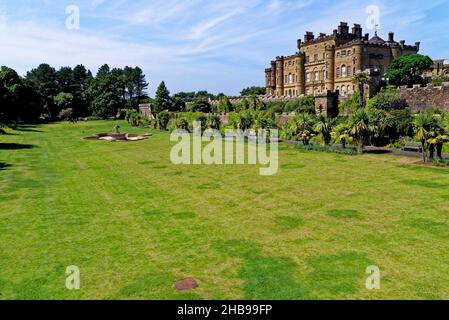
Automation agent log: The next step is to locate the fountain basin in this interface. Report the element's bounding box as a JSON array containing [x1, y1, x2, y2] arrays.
[[82, 132, 150, 142]]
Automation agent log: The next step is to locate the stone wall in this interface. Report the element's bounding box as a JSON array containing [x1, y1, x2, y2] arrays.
[[397, 83, 449, 112]]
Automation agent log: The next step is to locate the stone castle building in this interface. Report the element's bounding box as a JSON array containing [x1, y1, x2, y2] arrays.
[[423, 59, 449, 81], [265, 22, 420, 97]]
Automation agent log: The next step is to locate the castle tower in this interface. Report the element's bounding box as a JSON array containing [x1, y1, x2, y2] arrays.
[[353, 44, 363, 72], [325, 45, 335, 91], [295, 52, 305, 95], [275, 56, 284, 96]]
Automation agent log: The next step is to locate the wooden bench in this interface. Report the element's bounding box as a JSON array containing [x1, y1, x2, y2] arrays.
[[401, 142, 423, 153]]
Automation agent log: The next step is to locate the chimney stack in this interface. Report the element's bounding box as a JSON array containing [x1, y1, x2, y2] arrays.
[[415, 42, 421, 51], [352, 24, 362, 38], [304, 31, 315, 42], [388, 32, 394, 42], [338, 22, 349, 35], [364, 33, 369, 41]]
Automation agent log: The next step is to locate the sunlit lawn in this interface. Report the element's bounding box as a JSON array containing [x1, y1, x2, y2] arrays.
[[1, 120, 449, 300]]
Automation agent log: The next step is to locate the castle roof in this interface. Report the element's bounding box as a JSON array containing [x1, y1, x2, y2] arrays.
[[369, 33, 386, 44]]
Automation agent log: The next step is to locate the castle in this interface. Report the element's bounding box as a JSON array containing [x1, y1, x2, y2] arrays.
[[265, 22, 420, 97]]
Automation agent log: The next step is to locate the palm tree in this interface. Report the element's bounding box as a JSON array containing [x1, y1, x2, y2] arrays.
[[332, 123, 352, 149], [314, 114, 335, 145], [348, 108, 372, 153], [291, 113, 315, 145], [427, 113, 447, 159], [352, 71, 369, 109], [413, 111, 433, 162]]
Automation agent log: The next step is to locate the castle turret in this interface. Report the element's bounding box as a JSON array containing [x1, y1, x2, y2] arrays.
[[325, 45, 335, 91], [353, 44, 363, 72], [295, 53, 306, 95], [275, 56, 284, 96]]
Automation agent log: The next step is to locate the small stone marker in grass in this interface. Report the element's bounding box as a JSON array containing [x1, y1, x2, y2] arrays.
[[174, 277, 199, 291]]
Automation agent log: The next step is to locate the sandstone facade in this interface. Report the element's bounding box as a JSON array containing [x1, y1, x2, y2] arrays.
[[265, 22, 420, 98]]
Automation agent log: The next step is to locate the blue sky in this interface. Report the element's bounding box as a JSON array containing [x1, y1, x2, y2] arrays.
[[0, 0, 448, 95]]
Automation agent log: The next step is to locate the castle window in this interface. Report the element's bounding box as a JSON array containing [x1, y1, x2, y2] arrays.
[[314, 71, 319, 81], [347, 66, 351, 77], [341, 65, 347, 77], [347, 50, 351, 56], [314, 54, 319, 61], [336, 67, 340, 78], [347, 85, 350, 93], [342, 51, 346, 56], [289, 73, 293, 84], [306, 73, 310, 82], [337, 52, 340, 58]]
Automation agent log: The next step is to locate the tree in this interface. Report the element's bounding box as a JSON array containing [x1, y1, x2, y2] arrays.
[[332, 123, 352, 148], [348, 108, 374, 153], [413, 110, 433, 162], [314, 115, 335, 145], [0, 66, 43, 125], [218, 96, 232, 114], [171, 97, 186, 112], [25, 64, 59, 118], [386, 54, 433, 86], [290, 113, 315, 145], [58, 108, 76, 122], [157, 111, 170, 131], [84, 65, 125, 118], [154, 81, 172, 113], [54, 92, 74, 110], [190, 100, 212, 113], [123, 66, 149, 108], [241, 86, 266, 96], [352, 71, 369, 109]]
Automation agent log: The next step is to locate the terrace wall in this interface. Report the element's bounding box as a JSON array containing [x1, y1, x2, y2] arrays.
[[397, 83, 449, 112]]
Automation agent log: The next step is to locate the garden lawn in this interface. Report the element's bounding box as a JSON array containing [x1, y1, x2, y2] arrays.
[[1, 121, 449, 300]]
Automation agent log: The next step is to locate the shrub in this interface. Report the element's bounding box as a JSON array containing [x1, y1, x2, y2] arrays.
[[157, 111, 170, 130], [207, 114, 221, 130], [296, 143, 358, 155], [58, 108, 75, 121], [175, 117, 188, 130]]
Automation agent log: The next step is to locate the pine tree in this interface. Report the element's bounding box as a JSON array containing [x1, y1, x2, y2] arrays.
[[154, 81, 172, 113]]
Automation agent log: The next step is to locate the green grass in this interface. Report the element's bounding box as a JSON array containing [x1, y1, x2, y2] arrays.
[[1, 120, 449, 300]]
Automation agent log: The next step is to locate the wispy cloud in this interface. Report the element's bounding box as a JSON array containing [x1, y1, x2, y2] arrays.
[[0, 0, 448, 95]]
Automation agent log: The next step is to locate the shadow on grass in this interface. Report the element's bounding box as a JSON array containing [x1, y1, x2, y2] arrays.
[[0, 162, 12, 170], [364, 149, 393, 155], [15, 125, 45, 133], [0, 143, 35, 150]]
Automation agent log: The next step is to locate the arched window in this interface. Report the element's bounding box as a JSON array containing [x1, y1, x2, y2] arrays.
[[289, 73, 293, 84], [336, 68, 340, 78], [347, 66, 351, 77], [342, 65, 347, 77], [306, 73, 310, 82], [314, 71, 319, 81]]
